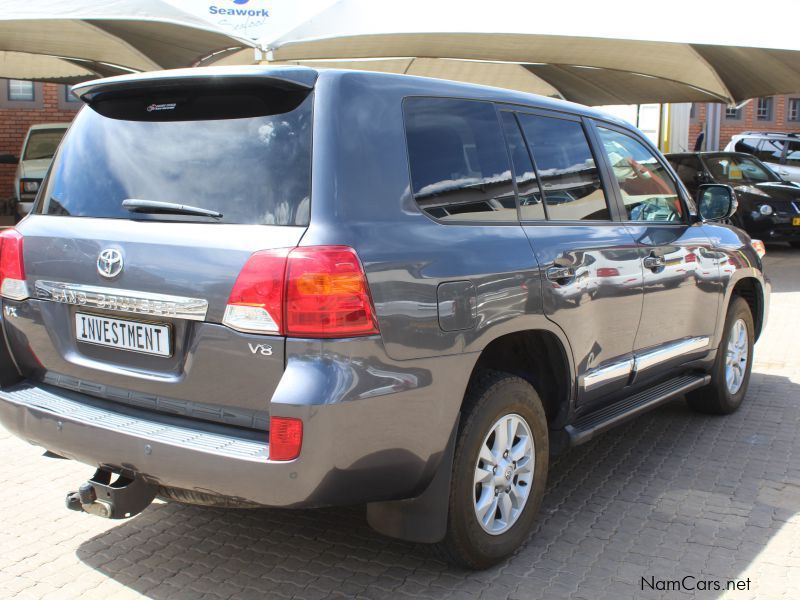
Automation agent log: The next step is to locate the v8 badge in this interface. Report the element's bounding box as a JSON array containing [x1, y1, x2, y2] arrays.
[[248, 343, 273, 356]]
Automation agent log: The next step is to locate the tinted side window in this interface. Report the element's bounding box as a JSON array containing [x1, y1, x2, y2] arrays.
[[668, 155, 703, 186], [404, 98, 515, 222], [786, 140, 800, 167], [517, 114, 610, 221], [597, 127, 682, 222], [500, 112, 544, 220], [755, 139, 784, 163], [734, 137, 759, 154]]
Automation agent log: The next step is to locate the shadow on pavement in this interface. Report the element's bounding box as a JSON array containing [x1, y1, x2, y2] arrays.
[[76, 371, 800, 599]]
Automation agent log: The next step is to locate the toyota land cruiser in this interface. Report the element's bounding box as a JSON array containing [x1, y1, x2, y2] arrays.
[[0, 66, 769, 569]]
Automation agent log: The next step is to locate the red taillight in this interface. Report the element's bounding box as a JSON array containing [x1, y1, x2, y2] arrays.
[[269, 416, 303, 461], [685, 252, 697, 263], [596, 267, 620, 277], [285, 246, 378, 337], [223, 249, 290, 334], [0, 229, 28, 300], [223, 245, 378, 338]]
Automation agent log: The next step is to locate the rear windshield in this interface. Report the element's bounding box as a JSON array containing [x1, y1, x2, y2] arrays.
[[37, 87, 312, 225], [23, 129, 67, 161]]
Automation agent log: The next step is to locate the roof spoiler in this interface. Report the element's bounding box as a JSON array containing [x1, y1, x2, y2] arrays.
[[73, 66, 318, 103]]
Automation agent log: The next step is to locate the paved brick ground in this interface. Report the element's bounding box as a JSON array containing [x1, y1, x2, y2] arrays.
[[1, 248, 799, 599]]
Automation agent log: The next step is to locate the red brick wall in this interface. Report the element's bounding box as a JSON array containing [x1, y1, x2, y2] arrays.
[[689, 95, 800, 150], [0, 82, 78, 201]]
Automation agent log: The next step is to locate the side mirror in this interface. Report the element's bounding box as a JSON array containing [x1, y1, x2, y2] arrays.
[[0, 154, 18, 165], [697, 184, 737, 221]]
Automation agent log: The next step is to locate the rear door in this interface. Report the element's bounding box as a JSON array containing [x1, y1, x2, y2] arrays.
[[500, 109, 643, 406], [780, 140, 800, 183], [591, 123, 720, 383], [4, 77, 314, 431]]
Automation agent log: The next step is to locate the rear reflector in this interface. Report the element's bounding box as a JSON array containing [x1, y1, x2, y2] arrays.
[[596, 267, 620, 277], [224, 245, 379, 338], [0, 229, 28, 301], [269, 416, 303, 461]]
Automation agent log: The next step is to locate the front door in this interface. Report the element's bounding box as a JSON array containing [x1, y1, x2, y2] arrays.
[[500, 110, 643, 406], [592, 123, 721, 383]]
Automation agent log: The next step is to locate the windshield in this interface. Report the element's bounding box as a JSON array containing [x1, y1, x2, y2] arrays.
[[37, 89, 312, 226], [703, 155, 779, 185], [23, 129, 67, 160]]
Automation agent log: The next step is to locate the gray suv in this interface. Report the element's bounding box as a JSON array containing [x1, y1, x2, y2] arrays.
[[0, 66, 769, 569]]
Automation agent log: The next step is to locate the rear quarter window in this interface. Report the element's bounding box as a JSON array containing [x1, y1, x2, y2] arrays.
[[403, 97, 515, 222]]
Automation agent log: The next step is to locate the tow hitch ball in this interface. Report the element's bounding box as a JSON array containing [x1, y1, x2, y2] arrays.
[[66, 468, 157, 519]]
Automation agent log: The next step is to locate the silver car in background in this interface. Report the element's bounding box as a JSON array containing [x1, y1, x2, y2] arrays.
[[12, 123, 70, 218]]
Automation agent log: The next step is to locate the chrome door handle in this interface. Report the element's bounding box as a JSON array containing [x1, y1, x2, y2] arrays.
[[643, 254, 664, 270], [546, 266, 575, 281]]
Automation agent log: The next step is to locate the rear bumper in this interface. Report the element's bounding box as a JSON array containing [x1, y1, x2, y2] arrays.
[[0, 340, 472, 508], [0, 382, 288, 503]]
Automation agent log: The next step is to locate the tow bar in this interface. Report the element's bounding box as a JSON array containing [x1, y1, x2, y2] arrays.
[[66, 468, 157, 519]]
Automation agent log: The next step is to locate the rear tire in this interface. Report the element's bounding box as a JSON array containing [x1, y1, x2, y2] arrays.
[[434, 370, 549, 569], [686, 296, 754, 415]]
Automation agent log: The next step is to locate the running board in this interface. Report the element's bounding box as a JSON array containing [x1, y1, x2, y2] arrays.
[[565, 374, 710, 446]]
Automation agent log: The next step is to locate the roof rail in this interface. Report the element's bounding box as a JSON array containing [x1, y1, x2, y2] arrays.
[[740, 131, 799, 137]]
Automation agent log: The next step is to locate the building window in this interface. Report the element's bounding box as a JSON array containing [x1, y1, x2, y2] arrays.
[[64, 85, 79, 103], [8, 79, 34, 101], [788, 98, 800, 122], [756, 97, 774, 121], [725, 106, 741, 120]]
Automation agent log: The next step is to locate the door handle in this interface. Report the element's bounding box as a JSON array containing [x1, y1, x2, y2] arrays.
[[546, 266, 575, 281], [643, 253, 665, 270]]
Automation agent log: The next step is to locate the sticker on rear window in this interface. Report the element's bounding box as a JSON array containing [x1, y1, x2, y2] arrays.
[[146, 103, 177, 113]]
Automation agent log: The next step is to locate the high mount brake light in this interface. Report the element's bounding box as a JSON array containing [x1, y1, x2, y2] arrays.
[[223, 246, 379, 338]]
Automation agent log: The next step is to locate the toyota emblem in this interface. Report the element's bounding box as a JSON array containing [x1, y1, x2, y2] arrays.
[[97, 248, 124, 279]]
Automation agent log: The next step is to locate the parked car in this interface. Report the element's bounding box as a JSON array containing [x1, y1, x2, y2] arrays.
[[0, 67, 769, 569], [667, 151, 800, 248], [5, 123, 70, 219], [724, 131, 800, 183]]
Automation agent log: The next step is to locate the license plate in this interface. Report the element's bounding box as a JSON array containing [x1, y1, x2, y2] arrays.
[[75, 313, 171, 357], [793, 217, 800, 226]]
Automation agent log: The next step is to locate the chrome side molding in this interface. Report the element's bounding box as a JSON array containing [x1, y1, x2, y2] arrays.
[[633, 336, 710, 373], [580, 358, 634, 392], [580, 336, 711, 394], [34, 280, 208, 321]]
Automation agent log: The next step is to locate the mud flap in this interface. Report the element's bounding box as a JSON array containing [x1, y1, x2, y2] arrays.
[[366, 416, 459, 544]]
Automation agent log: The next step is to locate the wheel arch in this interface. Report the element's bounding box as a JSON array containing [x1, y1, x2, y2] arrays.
[[728, 275, 766, 341], [465, 328, 575, 429]]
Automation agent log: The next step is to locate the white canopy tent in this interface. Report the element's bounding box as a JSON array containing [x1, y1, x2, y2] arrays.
[[0, 0, 255, 82], [212, 0, 800, 106]]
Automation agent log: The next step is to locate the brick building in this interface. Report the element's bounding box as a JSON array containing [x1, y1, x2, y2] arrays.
[[0, 79, 80, 202], [688, 94, 800, 151]]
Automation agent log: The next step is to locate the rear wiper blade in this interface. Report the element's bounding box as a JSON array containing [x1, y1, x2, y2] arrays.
[[122, 198, 223, 219]]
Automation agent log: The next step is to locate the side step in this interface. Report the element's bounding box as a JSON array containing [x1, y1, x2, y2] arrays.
[[565, 374, 710, 446]]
